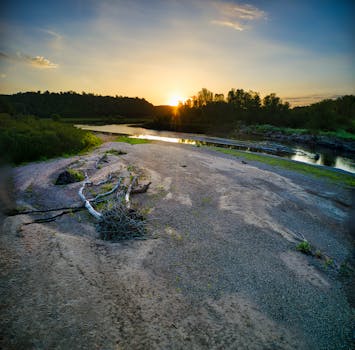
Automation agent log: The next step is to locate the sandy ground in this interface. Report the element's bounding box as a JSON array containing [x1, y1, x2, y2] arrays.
[[0, 141, 354, 350]]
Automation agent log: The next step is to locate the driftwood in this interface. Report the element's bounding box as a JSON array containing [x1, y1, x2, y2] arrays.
[[78, 173, 102, 220], [125, 176, 138, 209], [14, 165, 150, 235], [89, 178, 122, 202]]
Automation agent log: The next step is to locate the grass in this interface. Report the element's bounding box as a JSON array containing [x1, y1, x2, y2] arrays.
[[253, 124, 309, 135], [0, 114, 102, 164], [320, 129, 355, 141], [115, 135, 151, 144], [67, 169, 85, 182], [296, 241, 312, 255], [211, 147, 355, 187], [251, 124, 355, 140], [105, 149, 127, 156]]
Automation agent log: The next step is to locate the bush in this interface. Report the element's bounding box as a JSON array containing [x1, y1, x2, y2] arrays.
[[0, 113, 101, 164], [296, 240, 312, 255]]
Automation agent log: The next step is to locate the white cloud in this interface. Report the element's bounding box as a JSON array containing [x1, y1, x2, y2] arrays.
[[211, 20, 244, 31], [41, 29, 62, 40], [212, 1, 266, 31], [0, 51, 58, 69], [26, 55, 58, 69]]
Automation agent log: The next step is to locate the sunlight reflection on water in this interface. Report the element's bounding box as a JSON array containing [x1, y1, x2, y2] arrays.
[[76, 124, 355, 174]]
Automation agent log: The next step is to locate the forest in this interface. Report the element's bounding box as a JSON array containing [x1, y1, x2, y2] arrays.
[[0, 89, 354, 135], [0, 91, 154, 120], [149, 89, 355, 134]]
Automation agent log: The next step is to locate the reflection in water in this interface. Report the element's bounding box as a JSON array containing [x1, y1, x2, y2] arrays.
[[76, 124, 355, 174]]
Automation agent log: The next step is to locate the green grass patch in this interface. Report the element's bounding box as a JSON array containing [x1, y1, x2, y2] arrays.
[[105, 149, 127, 156], [250, 124, 355, 140], [115, 135, 151, 144], [320, 129, 355, 141], [296, 241, 312, 255], [252, 124, 309, 135], [211, 147, 355, 187], [67, 169, 85, 182], [0, 113, 102, 164]]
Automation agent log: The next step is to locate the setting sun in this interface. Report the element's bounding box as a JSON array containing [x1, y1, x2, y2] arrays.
[[167, 94, 185, 106]]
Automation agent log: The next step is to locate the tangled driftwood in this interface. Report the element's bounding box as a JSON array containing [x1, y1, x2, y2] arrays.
[[13, 154, 151, 240]]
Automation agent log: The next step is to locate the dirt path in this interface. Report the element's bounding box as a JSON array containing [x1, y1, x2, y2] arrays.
[[0, 142, 353, 349]]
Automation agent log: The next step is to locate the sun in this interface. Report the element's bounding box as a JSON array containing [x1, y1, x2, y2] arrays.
[[167, 94, 185, 106]]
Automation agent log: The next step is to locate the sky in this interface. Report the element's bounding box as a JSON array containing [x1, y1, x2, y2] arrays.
[[0, 0, 354, 106]]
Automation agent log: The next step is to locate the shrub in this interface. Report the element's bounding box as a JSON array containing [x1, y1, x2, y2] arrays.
[[296, 240, 312, 255], [0, 114, 101, 164]]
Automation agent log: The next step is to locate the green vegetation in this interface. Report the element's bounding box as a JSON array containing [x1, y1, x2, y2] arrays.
[[324, 257, 334, 268], [67, 169, 85, 182], [0, 91, 154, 120], [339, 261, 353, 277], [212, 147, 355, 186], [2, 90, 354, 136], [115, 135, 151, 144], [0, 113, 101, 164], [296, 241, 312, 255], [147, 88, 355, 135], [245, 124, 355, 141], [105, 149, 127, 155]]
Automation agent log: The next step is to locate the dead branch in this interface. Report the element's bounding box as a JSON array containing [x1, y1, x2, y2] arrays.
[[90, 178, 122, 202], [94, 173, 113, 186], [8, 205, 85, 216], [125, 176, 138, 209], [131, 182, 151, 195], [95, 154, 109, 169], [98, 202, 145, 241], [22, 207, 84, 225], [79, 174, 102, 220]]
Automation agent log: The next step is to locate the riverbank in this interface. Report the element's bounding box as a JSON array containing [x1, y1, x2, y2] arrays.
[[230, 125, 355, 154], [0, 140, 353, 349]]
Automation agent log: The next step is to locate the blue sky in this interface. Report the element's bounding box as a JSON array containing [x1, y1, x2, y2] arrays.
[[0, 0, 354, 105]]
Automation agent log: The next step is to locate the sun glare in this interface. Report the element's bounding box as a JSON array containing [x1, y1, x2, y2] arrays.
[[167, 94, 185, 106]]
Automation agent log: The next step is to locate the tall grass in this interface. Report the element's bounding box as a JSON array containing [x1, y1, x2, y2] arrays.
[[0, 114, 101, 164]]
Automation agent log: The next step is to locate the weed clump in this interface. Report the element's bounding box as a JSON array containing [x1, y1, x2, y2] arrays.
[[296, 240, 312, 255], [55, 169, 85, 185], [105, 149, 127, 156]]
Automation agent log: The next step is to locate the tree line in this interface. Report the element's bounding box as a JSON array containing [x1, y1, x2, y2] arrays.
[[0, 89, 354, 133], [0, 91, 155, 119], [149, 88, 355, 133]]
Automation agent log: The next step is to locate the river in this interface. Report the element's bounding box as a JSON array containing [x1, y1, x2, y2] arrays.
[[76, 124, 355, 174]]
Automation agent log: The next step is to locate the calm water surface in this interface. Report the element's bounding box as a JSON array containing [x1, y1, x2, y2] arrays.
[[77, 124, 355, 174]]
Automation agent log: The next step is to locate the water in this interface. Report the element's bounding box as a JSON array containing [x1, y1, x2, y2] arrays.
[[76, 124, 355, 174]]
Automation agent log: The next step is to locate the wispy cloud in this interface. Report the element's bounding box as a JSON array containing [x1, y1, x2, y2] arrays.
[[211, 20, 244, 31], [0, 51, 58, 69], [212, 1, 266, 31], [41, 29, 63, 40]]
